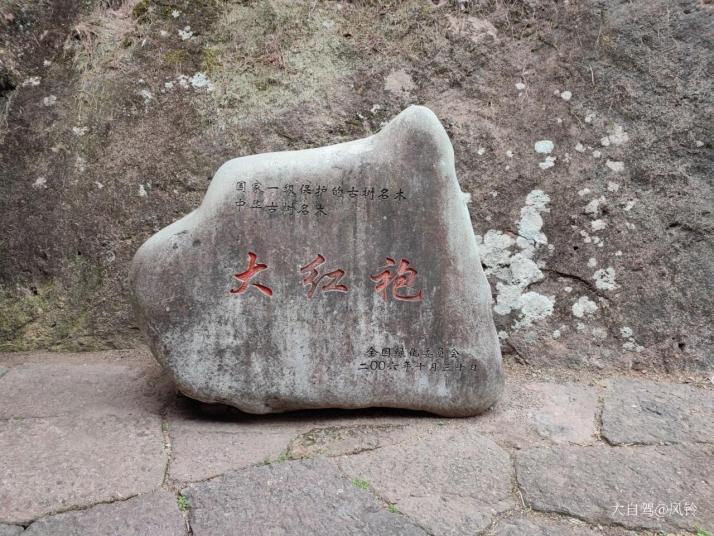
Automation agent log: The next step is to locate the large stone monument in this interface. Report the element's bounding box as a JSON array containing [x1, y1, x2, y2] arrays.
[[130, 106, 503, 417]]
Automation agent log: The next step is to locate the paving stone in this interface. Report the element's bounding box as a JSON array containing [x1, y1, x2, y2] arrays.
[[183, 458, 428, 536], [23, 491, 185, 536], [472, 381, 598, 447], [0, 415, 166, 524], [335, 426, 513, 534], [516, 444, 714, 532], [130, 105, 504, 417], [0, 349, 156, 368], [166, 398, 316, 483], [0, 362, 173, 419], [602, 379, 714, 444], [488, 513, 638, 535], [167, 398, 429, 483], [168, 417, 301, 483], [0, 524, 23, 536], [287, 423, 418, 459]]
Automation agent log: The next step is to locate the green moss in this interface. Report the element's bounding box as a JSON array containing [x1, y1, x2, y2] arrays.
[[177, 494, 190, 511], [260, 450, 291, 465], [0, 286, 37, 343], [351, 478, 370, 490], [0, 256, 104, 352], [201, 46, 222, 75], [132, 0, 149, 20], [163, 49, 193, 67]]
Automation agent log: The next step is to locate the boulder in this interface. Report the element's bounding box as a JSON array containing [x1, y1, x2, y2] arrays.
[[130, 106, 503, 416]]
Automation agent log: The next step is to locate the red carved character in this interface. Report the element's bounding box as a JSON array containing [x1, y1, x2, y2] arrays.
[[300, 254, 348, 298], [231, 252, 273, 297], [370, 257, 423, 302]]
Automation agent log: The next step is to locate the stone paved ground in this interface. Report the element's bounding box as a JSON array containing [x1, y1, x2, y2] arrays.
[[0, 349, 712, 536]]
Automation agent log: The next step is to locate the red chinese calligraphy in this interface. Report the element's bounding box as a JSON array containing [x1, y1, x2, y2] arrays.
[[230, 252, 273, 297], [300, 254, 348, 298], [370, 257, 423, 302]]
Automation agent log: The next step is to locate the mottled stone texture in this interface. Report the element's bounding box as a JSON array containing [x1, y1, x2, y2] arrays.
[[0, 525, 23, 536], [23, 491, 186, 536], [183, 458, 428, 536], [335, 426, 514, 534], [130, 106, 503, 417], [0, 415, 166, 524], [489, 514, 638, 536], [601, 379, 714, 444], [516, 445, 714, 532]]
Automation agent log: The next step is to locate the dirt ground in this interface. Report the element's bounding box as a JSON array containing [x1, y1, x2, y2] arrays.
[[0, 0, 712, 374]]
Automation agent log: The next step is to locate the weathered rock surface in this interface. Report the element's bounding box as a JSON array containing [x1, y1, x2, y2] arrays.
[[0, 361, 173, 418], [473, 381, 598, 447], [182, 458, 428, 536], [166, 398, 316, 483], [0, 415, 166, 524], [488, 514, 638, 536], [335, 426, 513, 534], [1, 1, 712, 373], [130, 106, 503, 416], [516, 444, 714, 532], [0, 525, 23, 536], [287, 423, 417, 459], [602, 379, 714, 444], [23, 491, 185, 536]]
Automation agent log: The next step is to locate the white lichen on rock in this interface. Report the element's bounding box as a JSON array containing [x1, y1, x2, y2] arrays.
[[606, 160, 625, 173], [572, 296, 598, 318], [584, 196, 606, 216], [513, 292, 554, 329], [593, 267, 617, 291], [591, 219, 607, 231], [178, 26, 194, 40], [477, 190, 554, 330], [623, 341, 644, 352], [22, 76, 41, 87], [539, 156, 556, 170], [592, 327, 607, 339], [190, 72, 214, 91], [603, 124, 629, 146], [534, 140, 554, 154]]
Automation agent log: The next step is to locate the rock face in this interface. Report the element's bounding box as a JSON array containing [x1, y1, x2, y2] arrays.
[[130, 106, 503, 417]]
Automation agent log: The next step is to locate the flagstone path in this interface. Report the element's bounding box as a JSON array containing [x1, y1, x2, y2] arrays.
[[0, 349, 711, 535]]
